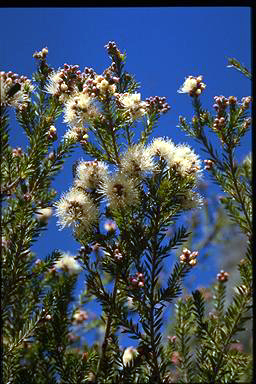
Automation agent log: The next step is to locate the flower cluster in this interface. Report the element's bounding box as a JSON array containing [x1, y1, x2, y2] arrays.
[[55, 188, 98, 231], [112, 248, 123, 260], [83, 75, 117, 98], [128, 272, 145, 288], [179, 248, 198, 266], [149, 137, 201, 179], [63, 92, 99, 129], [217, 270, 229, 282], [115, 92, 147, 120], [100, 172, 139, 210], [178, 75, 206, 96], [120, 143, 155, 176], [74, 159, 108, 190], [0, 71, 34, 108], [33, 47, 49, 60], [145, 95, 170, 114], [54, 253, 82, 274], [45, 64, 86, 102]]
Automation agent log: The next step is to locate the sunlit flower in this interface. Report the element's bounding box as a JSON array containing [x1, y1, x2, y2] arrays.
[[55, 253, 82, 274], [55, 252, 82, 274], [120, 143, 155, 176], [95, 75, 116, 95], [100, 173, 139, 210], [169, 144, 201, 177], [179, 248, 198, 266], [149, 137, 176, 162], [122, 347, 138, 366], [178, 75, 206, 96], [74, 159, 108, 190], [63, 92, 98, 127], [104, 220, 117, 232], [63, 125, 88, 143], [116, 92, 147, 119], [45, 70, 64, 96], [0, 71, 34, 108], [55, 188, 98, 230], [217, 270, 229, 282]]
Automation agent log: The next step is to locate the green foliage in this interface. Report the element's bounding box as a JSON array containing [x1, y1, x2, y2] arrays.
[[1, 47, 252, 384]]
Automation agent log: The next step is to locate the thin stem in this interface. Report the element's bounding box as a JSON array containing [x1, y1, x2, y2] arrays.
[[96, 275, 119, 382], [149, 206, 162, 384]]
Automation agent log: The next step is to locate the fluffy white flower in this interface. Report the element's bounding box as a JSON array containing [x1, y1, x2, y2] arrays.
[[0, 72, 33, 108], [74, 160, 108, 190], [45, 70, 63, 96], [117, 92, 147, 119], [55, 253, 82, 274], [63, 125, 89, 143], [178, 75, 206, 95], [170, 144, 201, 177], [149, 137, 176, 162], [55, 188, 98, 230], [122, 347, 138, 366], [120, 143, 155, 176], [63, 92, 98, 127], [178, 76, 197, 93], [100, 173, 139, 210]]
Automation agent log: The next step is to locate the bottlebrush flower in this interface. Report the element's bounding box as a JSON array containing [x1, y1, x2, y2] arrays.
[[54, 252, 82, 274], [116, 92, 147, 119], [149, 137, 176, 162], [55, 188, 98, 230], [63, 92, 98, 128], [0, 71, 34, 108], [100, 173, 139, 210], [169, 144, 201, 177], [120, 143, 155, 176], [74, 159, 108, 190]]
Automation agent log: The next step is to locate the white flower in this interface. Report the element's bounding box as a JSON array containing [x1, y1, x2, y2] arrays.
[[45, 70, 63, 96], [74, 160, 108, 190], [0, 71, 33, 108], [178, 76, 197, 93], [178, 75, 206, 95], [122, 347, 138, 366], [120, 143, 155, 176], [55, 253, 82, 274], [149, 137, 176, 162], [170, 144, 201, 177], [100, 173, 139, 210], [55, 188, 98, 230], [63, 92, 98, 127], [117, 92, 147, 119], [63, 125, 88, 143]]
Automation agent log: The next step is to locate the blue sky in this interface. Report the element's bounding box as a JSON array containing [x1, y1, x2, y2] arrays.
[[1, 7, 251, 344]]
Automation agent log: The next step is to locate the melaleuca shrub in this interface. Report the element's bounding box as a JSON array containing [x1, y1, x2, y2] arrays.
[[1, 43, 252, 384]]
